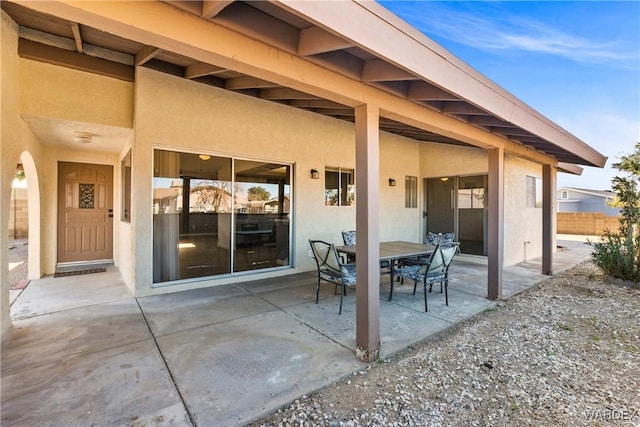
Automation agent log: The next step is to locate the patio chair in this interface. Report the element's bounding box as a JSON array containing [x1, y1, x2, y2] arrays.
[[341, 230, 391, 270], [309, 240, 357, 315], [393, 242, 459, 311]]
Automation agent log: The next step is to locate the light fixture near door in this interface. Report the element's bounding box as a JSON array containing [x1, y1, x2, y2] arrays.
[[199, 154, 211, 161]]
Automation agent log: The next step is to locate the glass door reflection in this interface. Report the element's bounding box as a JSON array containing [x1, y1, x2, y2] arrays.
[[233, 160, 290, 273]]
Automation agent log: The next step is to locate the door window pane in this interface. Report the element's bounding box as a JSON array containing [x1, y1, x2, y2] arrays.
[[234, 160, 290, 273]]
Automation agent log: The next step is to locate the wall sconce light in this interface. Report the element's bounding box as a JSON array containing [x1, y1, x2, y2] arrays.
[[440, 177, 449, 182], [198, 154, 211, 161], [388, 178, 397, 187], [310, 169, 319, 179]]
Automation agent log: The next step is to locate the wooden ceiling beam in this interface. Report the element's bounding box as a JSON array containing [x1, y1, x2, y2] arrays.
[[289, 99, 350, 109], [441, 101, 487, 115], [135, 45, 162, 66], [362, 59, 416, 82], [18, 38, 134, 81], [201, 0, 234, 20], [70, 22, 82, 53], [407, 82, 458, 101], [298, 26, 353, 56], [467, 115, 514, 127], [225, 76, 278, 90], [260, 88, 318, 100], [184, 62, 227, 79]]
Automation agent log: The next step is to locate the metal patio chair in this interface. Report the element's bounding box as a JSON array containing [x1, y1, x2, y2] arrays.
[[393, 242, 460, 311], [309, 240, 357, 314]]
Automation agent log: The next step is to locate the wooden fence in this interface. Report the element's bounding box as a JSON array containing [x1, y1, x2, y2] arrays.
[[557, 212, 620, 236]]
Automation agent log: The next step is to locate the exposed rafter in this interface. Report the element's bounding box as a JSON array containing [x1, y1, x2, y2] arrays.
[[362, 59, 417, 82], [260, 88, 319, 100], [184, 62, 228, 79], [407, 82, 458, 101], [225, 76, 279, 90], [70, 22, 82, 53], [298, 26, 353, 56], [135, 45, 162, 66], [201, 0, 234, 20]]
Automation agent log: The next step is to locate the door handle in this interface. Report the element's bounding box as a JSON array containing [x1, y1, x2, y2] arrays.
[[108, 208, 113, 218]]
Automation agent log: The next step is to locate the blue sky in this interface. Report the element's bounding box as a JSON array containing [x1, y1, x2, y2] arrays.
[[381, 1, 640, 190]]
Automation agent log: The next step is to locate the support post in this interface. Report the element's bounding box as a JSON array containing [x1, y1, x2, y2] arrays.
[[542, 164, 555, 275], [354, 103, 380, 362], [487, 148, 504, 300]]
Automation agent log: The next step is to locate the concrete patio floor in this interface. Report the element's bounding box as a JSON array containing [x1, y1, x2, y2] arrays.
[[1, 238, 593, 426]]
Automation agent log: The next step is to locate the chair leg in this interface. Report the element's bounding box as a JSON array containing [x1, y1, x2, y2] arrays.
[[445, 279, 449, 306], [316, 278, 321, 304], [339, 284, 344, 315], [334, 284, 338, 295], [388, 279, 394, 301], [423, 283, 428, 312], [412, 280, 417, 295], [429, 283, 433, 293]]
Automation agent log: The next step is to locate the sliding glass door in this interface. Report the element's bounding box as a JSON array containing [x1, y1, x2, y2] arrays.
[[424, 175, 487, 256], [152, 150, 291, 284]]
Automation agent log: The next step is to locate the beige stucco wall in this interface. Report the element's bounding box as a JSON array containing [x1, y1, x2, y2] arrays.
[[1, 12, 46, 335], [132, 67, 422, 296], [20, 60, 133, 128], [504, 155, 542, 265]]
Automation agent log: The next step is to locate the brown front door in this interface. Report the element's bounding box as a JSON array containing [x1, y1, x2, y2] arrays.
[[57, 162, 113, 263]]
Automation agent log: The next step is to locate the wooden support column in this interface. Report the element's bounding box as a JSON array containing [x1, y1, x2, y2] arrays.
[[354, 103, 380, 362], [487, 148, 504, 300], [542, 164, 555, 275]]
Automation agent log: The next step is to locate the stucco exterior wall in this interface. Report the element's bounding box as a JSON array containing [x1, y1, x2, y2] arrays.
[[20, 60, 133, 128], [132, 67, 422, 296], [503, 155, 552, 265]]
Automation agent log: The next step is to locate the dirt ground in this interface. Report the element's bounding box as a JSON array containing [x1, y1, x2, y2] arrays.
[[8, 239, 28, 289]]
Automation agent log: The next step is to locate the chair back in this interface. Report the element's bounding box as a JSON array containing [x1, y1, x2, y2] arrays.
[[341, 230, 357, 246], [426, 232, 455, 245], [439, 242, 460, 271], [415, 244, 443, 275], [309, 240, 341, 273]]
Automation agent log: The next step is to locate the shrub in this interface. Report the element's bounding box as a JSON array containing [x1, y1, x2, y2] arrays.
[[590, 142, 640, 286]]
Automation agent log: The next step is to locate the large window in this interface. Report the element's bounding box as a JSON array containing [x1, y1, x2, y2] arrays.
[[324, 167, 354, 206], [152, 150, 291, 284]]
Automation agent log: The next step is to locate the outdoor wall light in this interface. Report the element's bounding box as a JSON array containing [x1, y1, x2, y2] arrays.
[[198, 154, 211, 161], [310, 169, 320, 179], [388, 178, 397, 187], [440, 177, 449, 182]]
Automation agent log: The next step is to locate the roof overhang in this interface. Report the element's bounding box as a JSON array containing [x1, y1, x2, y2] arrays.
[[2, 0, 607, 168]]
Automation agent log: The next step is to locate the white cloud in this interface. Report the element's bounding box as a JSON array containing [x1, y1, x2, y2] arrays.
[[386, 3, 637, 66]]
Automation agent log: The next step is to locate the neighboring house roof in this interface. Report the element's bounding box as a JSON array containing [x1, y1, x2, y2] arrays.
[[1, 0, 606, 169], [557, 187, 616, 200]]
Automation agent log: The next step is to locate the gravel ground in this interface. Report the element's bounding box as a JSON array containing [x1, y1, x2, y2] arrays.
[[250, 261, 640, 427], [8, 239, 28, 289]]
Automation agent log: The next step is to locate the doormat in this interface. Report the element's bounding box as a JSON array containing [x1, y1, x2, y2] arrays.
[[54, 268, 106, 278]]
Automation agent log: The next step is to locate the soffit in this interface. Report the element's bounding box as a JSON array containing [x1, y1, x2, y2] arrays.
[[1, 1, 605, 167]]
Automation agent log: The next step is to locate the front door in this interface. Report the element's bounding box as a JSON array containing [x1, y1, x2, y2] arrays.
[[57, 162, 113, 263]]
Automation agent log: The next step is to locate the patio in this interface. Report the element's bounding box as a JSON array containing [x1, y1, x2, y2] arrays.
[[1, 238, 592, 426]]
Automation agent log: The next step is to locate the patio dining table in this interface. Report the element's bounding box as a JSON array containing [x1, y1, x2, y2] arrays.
[[335, 241, 435, 301]]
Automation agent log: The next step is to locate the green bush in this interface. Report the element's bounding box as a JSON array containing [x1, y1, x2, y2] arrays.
[[590, 142, 640, 286]]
